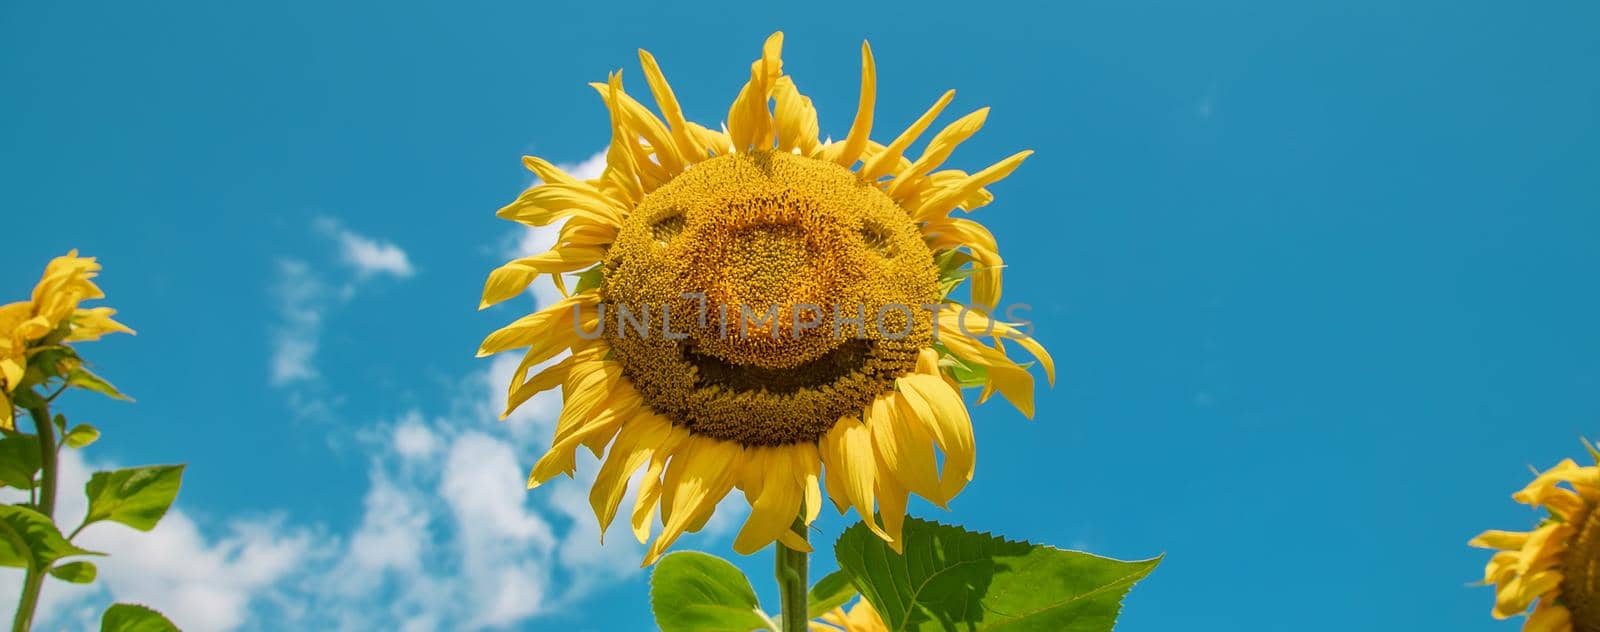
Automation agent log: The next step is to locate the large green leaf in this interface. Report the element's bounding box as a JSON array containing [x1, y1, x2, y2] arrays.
[[84, 465, 185, 531], [807, 569, 859, 619], [50, 560, 98, 583], [834, 518, 1161, 631], [650, 551, 772, 632], [0, 505, 102, 571], [101, 603, 180, 632], [0, 432, 41, 489]]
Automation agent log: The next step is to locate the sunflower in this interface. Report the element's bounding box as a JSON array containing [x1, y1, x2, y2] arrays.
[[1471, 443, 1600, 632], [811, 598, 887, 632], [1, 250, 132, 430], [479, 32, 1053, 564]]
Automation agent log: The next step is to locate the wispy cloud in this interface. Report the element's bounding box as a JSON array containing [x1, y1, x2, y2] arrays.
[[269, 259, 326, 386], [269, 220, 412, 409], [316, 218, 416, 280]]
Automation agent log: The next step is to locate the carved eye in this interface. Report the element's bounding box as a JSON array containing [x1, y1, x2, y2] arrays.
[[860, 222, 894, 257], [651, 212, 686, 245]]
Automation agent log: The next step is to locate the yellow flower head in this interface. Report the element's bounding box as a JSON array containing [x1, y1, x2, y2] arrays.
[[1471, 444, 1600, 632], [1, 250, 133, 429], [480, 33, 1053, 564]]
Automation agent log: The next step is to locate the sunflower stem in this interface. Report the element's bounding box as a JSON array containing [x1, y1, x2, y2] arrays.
[[774, 513, 809, 632], [11, 401, 57, 632]]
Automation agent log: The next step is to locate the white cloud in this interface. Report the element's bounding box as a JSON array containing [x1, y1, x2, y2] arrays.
[[556, 149, 608, 182], [391, 412, 439, 460], [316, 217, 415, 280], [269, 221, 413, 417], [269, 259, 325, 386]]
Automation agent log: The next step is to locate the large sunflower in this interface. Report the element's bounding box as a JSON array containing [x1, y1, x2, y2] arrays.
[[1, 250, 132, 430], [1471, 444, 1600, 631], [479, 32, 1053, 564]]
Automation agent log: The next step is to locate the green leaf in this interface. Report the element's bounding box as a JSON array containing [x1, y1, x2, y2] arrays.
[[834, 517, 1161, 632], [101, 603, 180, 632], [572, 263, 605, 294], [0, 433, 41, 489], [67, 367, 132, 402], [0, 505, 102, 571], [50, 560, 98, 583], [650, 551, 771, 632], [64, 424, 101, 449], [807, 569, 858, 619], [84, 465, 185, 531]]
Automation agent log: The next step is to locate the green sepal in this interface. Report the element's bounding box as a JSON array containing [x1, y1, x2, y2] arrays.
[[572, 263, 605, 294], [67, 367, 132, 402]]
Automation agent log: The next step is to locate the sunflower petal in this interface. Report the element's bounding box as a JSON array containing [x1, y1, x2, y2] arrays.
[[827, 41, 876, 168], [647, 438, 741, 565], [859, 90, 955, 182], [887, 107, 988, 198]]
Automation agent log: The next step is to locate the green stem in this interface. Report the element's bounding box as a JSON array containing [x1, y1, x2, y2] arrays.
[[774, 513, 809, 632], [11, 402, 57, 632]]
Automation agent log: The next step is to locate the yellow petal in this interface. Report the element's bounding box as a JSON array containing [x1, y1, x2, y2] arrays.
[[588, 80, 682, 176], [477, 293, 596, 357], [937, 317, 1037, 417], [886, 107, 988, 199], [1525, 603, 1571, 632], [907, 150, 1032, 220], [503, 353, 573, 418], [875, 469, 909, 552], [866, 392, 941, 504], [822, 417, 889, 541], [859, 90, 955, 183], [637, 49, 709, 164], [1469, 530, 1532, 551], [733, 447, 808, 555], [647, 438, 741, 565], [496, 181, 626, 228], [898, 371, 976, 503], [591, 415, 684, 542], [726, 32, 784, 152], [827, 41, 876, 168], [479, 247, 606, 309], [65, 307, 134, 342], [632, 451, 670, 544], [521, 155, 579, 186], [773, 76, 822, 156]]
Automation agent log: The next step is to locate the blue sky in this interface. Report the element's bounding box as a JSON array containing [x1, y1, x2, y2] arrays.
[[2, 1, 1597, 630]]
